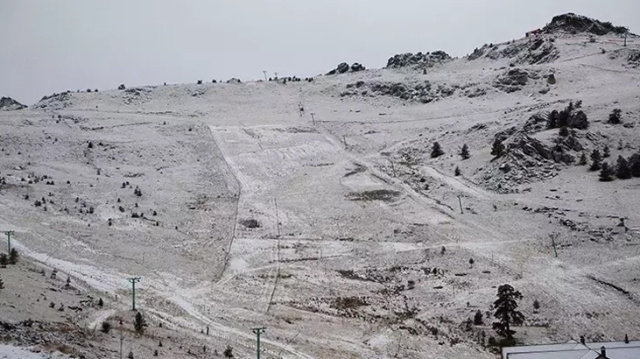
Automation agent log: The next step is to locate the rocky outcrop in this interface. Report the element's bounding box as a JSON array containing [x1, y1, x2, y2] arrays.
[[342, 80, 457, 103], [327, 62, 366, 75], [32, 92, 72, 109], [0, 97, 27, 111], [494, 68, 539, 93], [386, 51, 452, 69], [543, 13, 628, 36]]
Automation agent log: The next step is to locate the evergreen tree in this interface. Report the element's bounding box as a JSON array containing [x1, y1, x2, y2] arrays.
[[8, 248, 18, 265], [616, 156, 632, 179], [431, 142, 444, 158], [454, 167, 461, 176], [533, 299, 540, 311], [474, 310, 483, 325], [590, 149, 602, 171], [460, 144, 470, 160], [0, 253, 7, 268], [98, 298, 104, 307], [603, 145, 610, 158], [0, 276, 4, 291], [491, 139, 505, 158], [134, 312, 147, 334], [224, 345, 234, 358], [578, 152, 588, 166], [629, 154, 640, 177], [599, 162, 614, 182], [492, 284, 524, 339]]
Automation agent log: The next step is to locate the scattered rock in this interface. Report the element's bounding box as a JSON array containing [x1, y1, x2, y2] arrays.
[[386, 51, 452, 69]]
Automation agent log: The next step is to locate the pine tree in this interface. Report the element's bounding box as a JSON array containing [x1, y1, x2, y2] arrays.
[[460, 144, 470, 160], [0, 276, 4, 291], [8, 248, 18, 265], [492, 284, 524, 339], [599, 162, 614, 182], [0, 253, 7, 268], [629, 154, 640, 177], [590, 149, 602, 171], [491, 139, 505, 158], [431, 142, 444, 158], [454, 167, 461, 176], [603, 145, 610, 158], [98, 298, 104, 307], [547, 110, 558, 129], [474, 310, 484, 325], [578, 152, 588, 166], [134, 312, 147, 334], [616, 155, 631, 179]]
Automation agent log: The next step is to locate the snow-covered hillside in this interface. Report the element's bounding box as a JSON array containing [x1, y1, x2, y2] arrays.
[[1, 13, 639, 359]]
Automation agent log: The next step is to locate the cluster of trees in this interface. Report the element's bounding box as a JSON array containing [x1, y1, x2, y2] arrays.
[[582, 147, 640, 182], [546, 101, 589, 130], [0, 249, 19, 267]]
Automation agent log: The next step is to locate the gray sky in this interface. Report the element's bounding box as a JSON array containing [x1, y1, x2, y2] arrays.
[[1, 0, 637, 105]]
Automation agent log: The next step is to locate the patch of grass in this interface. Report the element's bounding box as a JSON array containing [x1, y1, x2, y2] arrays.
[[347, 189, 401, 202]]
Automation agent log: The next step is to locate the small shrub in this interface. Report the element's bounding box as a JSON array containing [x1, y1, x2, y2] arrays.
[[240, 219, 260, 228], [603, 145, 610, 158], [98, 298, 104, 307], [441, 246, 446, 255], [454, 166, 461, 176], [533, 299, 540, 311], [558, 126, 569, 137], [34, 200, 42, 207], [101, 321, 112, 333], [88, 142, 93, 149], [197, 80, 203, 85], [629, 154, 640, 177], [134, 187, 142, 197], [0, 253, 8, 267], [224, 345, 234, 358], [608, 109, 622, 124], [127, 351, 134, 359]]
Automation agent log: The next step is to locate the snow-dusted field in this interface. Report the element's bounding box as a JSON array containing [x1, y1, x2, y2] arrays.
[[1, 26, 640, 358]]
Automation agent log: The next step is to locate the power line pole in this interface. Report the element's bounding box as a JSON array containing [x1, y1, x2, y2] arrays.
[[127, 277, 141, 310], [310, 112, 316, 125], [4, 230, 14, 254], [252, 327, 266, 359], [119, 329, 124, 359], [388, 159, 396, 177], [263, 70, 268, 81], [274, 198, 280, 237], [457, 196, 464, 214]]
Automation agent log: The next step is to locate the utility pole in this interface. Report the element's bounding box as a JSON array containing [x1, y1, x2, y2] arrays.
[[252, 327, 266, 359], [274, 198, 280, 237], [549, 234, 558, 258], [457, 196, 464, 214], [310, 112, 316, 125], [342, 135, 347, 148], [263, 70, 268, 81], [624, 28, 628, 47], [4, 230, 14, 254], [127, 277, 141, 310], [274, 72, 279, 80], [388, 159, 396, 177]]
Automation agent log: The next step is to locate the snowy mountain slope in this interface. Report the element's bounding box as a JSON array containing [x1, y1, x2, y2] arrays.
[[1, 13, 640, 359]]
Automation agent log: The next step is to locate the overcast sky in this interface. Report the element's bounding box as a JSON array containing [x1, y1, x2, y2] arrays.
[[1, 0, 638, 104]]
